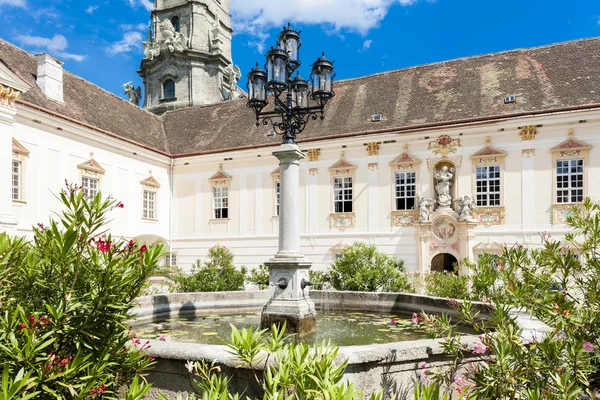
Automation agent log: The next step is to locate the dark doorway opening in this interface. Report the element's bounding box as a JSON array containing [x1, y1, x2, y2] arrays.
[[431, 253, 458, 273]]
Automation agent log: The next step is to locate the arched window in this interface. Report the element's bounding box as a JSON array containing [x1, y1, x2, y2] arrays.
[[163, 79, 175, 99], [170, 16, 180, 32]]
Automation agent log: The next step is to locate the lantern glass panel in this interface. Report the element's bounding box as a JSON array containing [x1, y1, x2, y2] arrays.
[[286, 37, 299, 63], [267, 56, 287, 88], [249, 75, 266, 102], [293, 85, 308, 108], [318, 68, 333, 93]]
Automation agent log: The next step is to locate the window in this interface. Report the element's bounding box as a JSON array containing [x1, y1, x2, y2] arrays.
[[81, 176, 99, 198], [170, 16, 180, 32], [164, 253, 177, 267], [333, 176, 353, 213], [475, 165, 501, 207], [275, 181, 280, 216], [214, 186, 229, 219], [394, 171, 416, 210], [163, 79, 175, 99], [556, 159, 584, 203], [12, 159, 21, 200], [143, 190, 156, 219]]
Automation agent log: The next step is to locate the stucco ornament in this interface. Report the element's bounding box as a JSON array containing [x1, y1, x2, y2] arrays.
[[143, 40, 161, 60], [417, 197, 436, 221], [123, 82, 142, 106], [435, 166, 455, 207], [159, 19, 188, 53], [458, 195, 476, 222]]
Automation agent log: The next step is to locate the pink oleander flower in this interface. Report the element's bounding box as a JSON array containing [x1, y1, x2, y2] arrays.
[[420, 374, 427, 384], [19, 323, 27, 329], [390, 319, 396, 325], [583, 341, 595, 352], [455, 375, 466, 386], [159, 336, 167, 341], [412, 313, 420, 324], [447, 297, 459, 308], [116, 202, 124, 208], [472, 342, 487, 354], [419, 362, 427, 369]]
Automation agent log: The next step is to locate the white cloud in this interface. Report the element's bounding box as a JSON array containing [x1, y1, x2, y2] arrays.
[[14, 34, 87, 62], [231, 0, 417, 50], [120, 23, 147, 31], [126, 0, 153, 11], [106, 31, 143, 55], [85, 5, 99, 14], [0, 0, 26, 7], [362, 39, 373, 50]]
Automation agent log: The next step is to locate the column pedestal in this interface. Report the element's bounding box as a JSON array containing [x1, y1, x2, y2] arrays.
[[261, 143, 316, 335]]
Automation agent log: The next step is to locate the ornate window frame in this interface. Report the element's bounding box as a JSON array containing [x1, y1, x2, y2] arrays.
[[389, 144, 420, 226], [550, 130, 591, 224], [328, 153, 357, 230], [271, 166, 280, 217], [330, 240, 350, 261], [12, 138, 29, 203], [141, 173, 160, 221], [77, 154, 105, 199], [209, 165, 232, 221], [470, 137, 506, 226]]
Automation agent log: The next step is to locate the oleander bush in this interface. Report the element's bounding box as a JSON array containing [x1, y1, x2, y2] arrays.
[[413, 199, 600, 399], [248, 264, 269, 289], [327, 242, 412, 292], [0, 183, 162, 399], [423, 266, 470, 300], [173, 245, 247, 292]]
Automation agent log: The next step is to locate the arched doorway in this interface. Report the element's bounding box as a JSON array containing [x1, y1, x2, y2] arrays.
[[431, 253, 458, 273]]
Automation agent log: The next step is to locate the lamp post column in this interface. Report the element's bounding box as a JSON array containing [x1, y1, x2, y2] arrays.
[[261, 142, 316, 335]]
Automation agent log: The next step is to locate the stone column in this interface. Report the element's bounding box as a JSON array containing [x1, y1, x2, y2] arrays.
[[262, 143, 316, 335], [0, 86, 20, 233]]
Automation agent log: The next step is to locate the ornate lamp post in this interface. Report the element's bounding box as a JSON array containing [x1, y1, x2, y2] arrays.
[[246, 24, 335, 335]]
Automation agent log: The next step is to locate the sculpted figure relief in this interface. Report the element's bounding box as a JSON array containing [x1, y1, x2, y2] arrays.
[[458, 195, 476, 222], [220, 64, 242, 100], [417, 197, 436, 222], [123, 82, 142, 106], [435, 165, 455, 207], [159, 19, 188, 53]]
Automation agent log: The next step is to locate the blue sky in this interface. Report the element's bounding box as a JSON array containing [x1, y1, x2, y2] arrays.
[[0, 0, 598, 102]]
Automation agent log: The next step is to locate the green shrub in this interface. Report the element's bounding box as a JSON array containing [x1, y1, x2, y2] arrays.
[[423, 266, 470, 300], [415, 198, 600, 398], [173, 245, 247, 292], [468, 253, 502, 301], [327, 242, 411, 292], [172, 324, 384, 400], [0, 184, 162, 398], [248, 264, 269, 289]]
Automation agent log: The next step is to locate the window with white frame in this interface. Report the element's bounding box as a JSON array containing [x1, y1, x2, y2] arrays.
[[475, 165, 501, 207], [12, 159, 21, 201], [275, 181, 280, 216], [333, 176, 353, 213], [213, 186, 229, 219], [164, 253, 177, 267], [143, 189, 157, 219], [81, 176, 99, 198], [556, 159, 584, 203], [394, 171, 416, 210]]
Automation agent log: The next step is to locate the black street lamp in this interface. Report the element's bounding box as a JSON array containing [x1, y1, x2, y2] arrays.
[[247, 23, 336, 145]]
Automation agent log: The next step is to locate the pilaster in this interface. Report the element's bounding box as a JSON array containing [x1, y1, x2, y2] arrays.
[[0, 95, 19, 233], [521, 148, 536, 228]]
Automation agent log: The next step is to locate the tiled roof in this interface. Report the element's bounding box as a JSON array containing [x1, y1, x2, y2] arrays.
[[2, 37, 600, 157], [163, 37, 600, 156], [0, 39, 168, 153]]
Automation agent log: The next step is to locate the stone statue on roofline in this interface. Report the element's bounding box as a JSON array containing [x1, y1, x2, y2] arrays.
[[123, 82, 142, 106], [220, 64, 242, 100]]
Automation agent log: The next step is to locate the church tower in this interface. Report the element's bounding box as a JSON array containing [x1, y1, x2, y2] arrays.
[[138, 0, 240, 114]]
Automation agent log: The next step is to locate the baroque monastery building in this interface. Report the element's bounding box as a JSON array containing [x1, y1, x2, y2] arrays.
[[1, 0, 600, 273]]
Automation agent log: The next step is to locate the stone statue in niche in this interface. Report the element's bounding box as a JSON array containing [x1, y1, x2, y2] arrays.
[[123, 82, 142, 106], [435, 166, 455, 208], [417, 197, 436, 221], [159, 19, 188, 53], [458, 195, 476, 222]]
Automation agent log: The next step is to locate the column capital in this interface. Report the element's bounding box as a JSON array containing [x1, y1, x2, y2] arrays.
[[272, 143, 306, 162]]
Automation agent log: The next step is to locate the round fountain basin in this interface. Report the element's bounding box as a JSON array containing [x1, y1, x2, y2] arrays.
[[132, 290, 491, 399]]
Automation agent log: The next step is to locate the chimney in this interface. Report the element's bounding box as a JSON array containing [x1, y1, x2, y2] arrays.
[[35, 53, 64, 103]]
